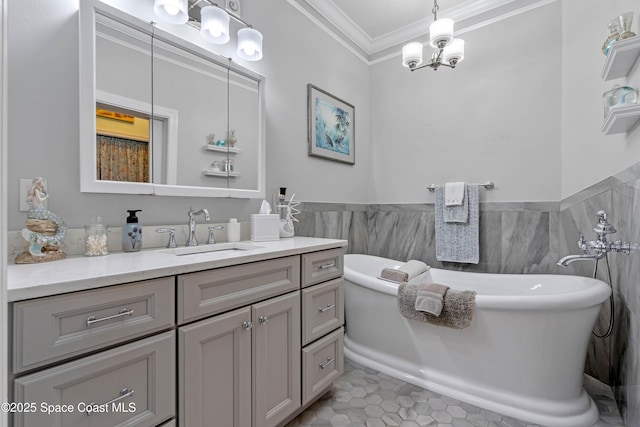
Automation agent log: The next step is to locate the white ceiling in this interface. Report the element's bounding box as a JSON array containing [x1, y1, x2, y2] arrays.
[[289, 0, 555, 61]]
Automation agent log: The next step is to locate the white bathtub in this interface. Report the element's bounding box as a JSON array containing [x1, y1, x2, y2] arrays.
[[343, 254, 611, 427]]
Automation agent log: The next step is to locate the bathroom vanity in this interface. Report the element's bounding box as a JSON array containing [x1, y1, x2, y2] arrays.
[[7, 237, 346, 427]]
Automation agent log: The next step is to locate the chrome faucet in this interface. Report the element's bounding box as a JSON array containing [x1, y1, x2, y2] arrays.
[[557, 210, 632, 266], [186, 206, 210, 246]]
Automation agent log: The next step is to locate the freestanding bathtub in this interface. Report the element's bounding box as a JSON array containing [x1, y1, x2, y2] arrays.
[[343, 254, 611, 427]]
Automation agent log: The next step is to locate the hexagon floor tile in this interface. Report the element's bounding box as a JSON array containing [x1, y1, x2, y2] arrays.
[[285, 358, 625, 427]]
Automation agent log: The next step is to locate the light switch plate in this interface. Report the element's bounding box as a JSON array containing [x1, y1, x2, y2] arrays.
[[19, 178, 47, 212]]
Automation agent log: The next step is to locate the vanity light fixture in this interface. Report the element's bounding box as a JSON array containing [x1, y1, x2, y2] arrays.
[[153, 0, 263, 61], [401, 0, 464, 71]]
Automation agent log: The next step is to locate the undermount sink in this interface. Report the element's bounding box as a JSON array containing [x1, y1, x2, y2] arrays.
[[167, 242, 264, 256]]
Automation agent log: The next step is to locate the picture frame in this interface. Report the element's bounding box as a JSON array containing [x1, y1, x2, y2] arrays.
[[307, 84, 355, 164]]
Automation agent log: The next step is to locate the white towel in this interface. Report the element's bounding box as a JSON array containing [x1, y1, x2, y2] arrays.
[[443, 184, 468, 223], [435, 184, 480, 264], [445, 182, 465, 206]]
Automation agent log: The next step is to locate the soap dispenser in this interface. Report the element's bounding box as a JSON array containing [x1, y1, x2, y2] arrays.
[[227, 218, 241, 242], [122, 209, 142, 252]]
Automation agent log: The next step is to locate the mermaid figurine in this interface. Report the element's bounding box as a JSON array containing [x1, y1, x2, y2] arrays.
[[15, 177, 67, 263]]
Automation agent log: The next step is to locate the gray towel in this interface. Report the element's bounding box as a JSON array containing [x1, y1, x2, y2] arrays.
[[443, 184, 468, 223], [415, 282, 449, 316], [380, 260, 430, 283], [398, 283, 476, 329], [380, 267, 409, 283], [435, 184, 480, 264]]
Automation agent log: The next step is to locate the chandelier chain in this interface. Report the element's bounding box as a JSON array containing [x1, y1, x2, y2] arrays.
[[432, 0, 439, 21]]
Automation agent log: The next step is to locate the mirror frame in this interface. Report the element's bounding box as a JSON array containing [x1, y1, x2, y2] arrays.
[[79, 0, 266, 198]]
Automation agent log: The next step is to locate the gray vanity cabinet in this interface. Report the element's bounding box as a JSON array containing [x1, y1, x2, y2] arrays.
[[177, 257, 302, 427]]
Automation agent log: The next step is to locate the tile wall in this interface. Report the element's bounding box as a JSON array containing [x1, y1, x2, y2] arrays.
[[296, 164, 640, 426]]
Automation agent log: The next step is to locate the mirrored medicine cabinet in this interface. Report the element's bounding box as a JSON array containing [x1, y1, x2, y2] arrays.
[[79, 0, 265, 198]]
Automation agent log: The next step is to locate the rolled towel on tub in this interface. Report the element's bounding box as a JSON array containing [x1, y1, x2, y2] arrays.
[[398, 283, 476, 329], [415, 282, 449, 316], [380, 260, 430, 283]]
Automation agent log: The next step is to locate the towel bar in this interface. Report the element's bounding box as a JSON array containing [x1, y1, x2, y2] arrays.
[[426, 181, 494, 192]]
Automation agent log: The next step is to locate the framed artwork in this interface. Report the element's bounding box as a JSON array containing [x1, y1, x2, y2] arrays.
[[307, 84, 355, 164]]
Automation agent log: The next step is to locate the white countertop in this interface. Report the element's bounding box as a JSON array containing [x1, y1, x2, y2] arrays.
[[8, 237, 348, 302]]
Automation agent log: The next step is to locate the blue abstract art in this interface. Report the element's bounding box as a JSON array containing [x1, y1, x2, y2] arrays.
[[308, 84, 355, 164]]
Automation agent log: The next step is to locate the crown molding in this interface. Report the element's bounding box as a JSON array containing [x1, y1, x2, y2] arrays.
[[292, 0, 557, 58]]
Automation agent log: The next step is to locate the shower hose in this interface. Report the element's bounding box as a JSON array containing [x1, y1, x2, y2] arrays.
[[592, 253, 614, 338]]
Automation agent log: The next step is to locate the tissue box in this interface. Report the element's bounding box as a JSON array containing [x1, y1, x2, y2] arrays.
[[251, 214, 280, 241]]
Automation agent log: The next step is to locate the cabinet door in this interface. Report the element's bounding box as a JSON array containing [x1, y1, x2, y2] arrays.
[[179, 307, 251, 427], [252, 291, 301, 427]]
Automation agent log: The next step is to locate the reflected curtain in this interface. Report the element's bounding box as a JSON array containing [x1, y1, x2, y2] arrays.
[[96, 135, 149, 182]]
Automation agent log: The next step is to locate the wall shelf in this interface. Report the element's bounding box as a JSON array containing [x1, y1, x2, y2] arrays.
[[203, 145, 241, 154], [602, 104, 640, 134], [601, 36, 640, 81], [203, 170, 241, 178]]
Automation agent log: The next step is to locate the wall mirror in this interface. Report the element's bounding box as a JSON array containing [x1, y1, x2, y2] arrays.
[[79, 0, 265, 198]]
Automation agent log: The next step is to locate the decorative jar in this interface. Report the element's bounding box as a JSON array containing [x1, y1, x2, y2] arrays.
[[84, 219, 108, 256]]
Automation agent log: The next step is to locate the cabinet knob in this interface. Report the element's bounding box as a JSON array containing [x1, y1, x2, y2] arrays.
[[242, 321, 253, 330], [259, 316, 269, 325]]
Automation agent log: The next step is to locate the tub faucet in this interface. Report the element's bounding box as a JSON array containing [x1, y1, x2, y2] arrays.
[[557, 210, 632, 266], [186, 206, 210, 246]]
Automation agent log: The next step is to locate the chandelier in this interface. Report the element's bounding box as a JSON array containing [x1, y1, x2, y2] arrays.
[[153, 0, 263, 61], [401, 0, 464, 71]]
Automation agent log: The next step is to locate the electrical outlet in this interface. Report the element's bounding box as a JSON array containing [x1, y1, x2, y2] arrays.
[[19, 178, 47, 212]]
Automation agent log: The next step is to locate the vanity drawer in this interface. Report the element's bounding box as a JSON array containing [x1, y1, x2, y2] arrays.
[[12, 277, 175, 373], [13, 331, 175, 427], [178, 255, 300, 324], [301, 248, 344, 288], [302, 327, 344, 406], [302, 278, 344, 346]]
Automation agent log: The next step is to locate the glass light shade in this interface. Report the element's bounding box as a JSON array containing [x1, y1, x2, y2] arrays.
[[237, 27, 263, 61], [429, 18, 454, 48], [443, 38, 465, 65], [402, 42, 423, 68], [200, 6, 230, 44], [153, 0, 188, 25]]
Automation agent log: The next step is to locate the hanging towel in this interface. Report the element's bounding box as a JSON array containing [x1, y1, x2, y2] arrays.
[[398, 283, 476, 329], [445, 182, 465, 206], [380, 260, 430, 283], [435, 184, 480, 264], [443, 184, 468, 223], [415, 282, 449, 316]]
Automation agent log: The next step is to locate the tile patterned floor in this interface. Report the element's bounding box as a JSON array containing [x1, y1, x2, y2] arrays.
[[285, 358, 625, 427]]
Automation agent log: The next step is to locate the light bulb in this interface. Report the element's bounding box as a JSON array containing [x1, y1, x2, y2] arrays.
[[164, 4, 179, 15], [243, 45, 256, 56]]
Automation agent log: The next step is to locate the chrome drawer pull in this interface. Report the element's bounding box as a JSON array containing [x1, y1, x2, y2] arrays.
[[319, 357, 335, 370], [242, 321, 253, 330], [86, 308, 134, 327], [318, 261, 336, 270], [86, 388, 135, 415], [318, 303, 336, 313], [259, 316, 269, 325]]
